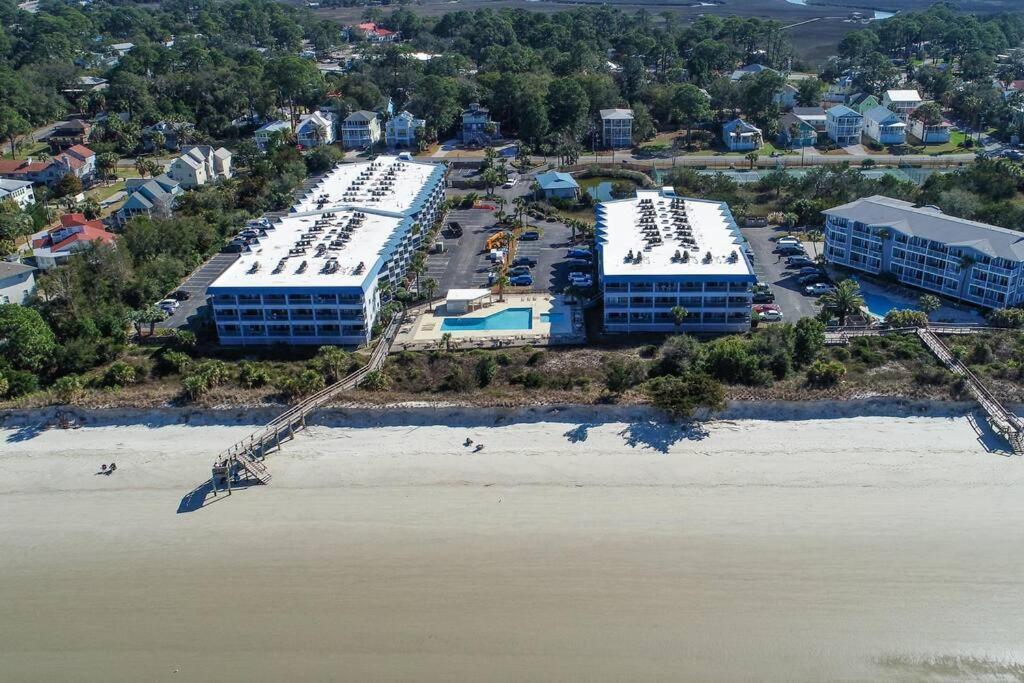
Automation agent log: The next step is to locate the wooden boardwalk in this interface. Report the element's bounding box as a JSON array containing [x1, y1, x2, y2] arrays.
[[916, 328, 1024, 454], [211, 312, 404, 491]]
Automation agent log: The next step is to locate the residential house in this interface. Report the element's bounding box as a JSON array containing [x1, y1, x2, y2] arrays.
[[461, 103, 499, 146], [600, 109, 634, 149], [354, 22, 399, 43], [0, 262, 36, 305], [825, 105, 863, 145], [729, 64, 777, 82], [109, 42, 134, 57], [0, 179, 35, 209], [791, 106, 827, 133], [773, 83, 799, 111], [296, 111, 336, 148], [166, 145, 232, 189], [882, 89, 922, 120], [30, 213, 117, 269], [823, 195, 1024, 309], [722, 118, 763, 151], [254, 120, 292, 150], [115, 174, 182, 226], [2, 145, 98, 187], [76, 75, 108, 92], [48, 119, 91, 152], [824, 74, 856, 103], [142, 121, 189, 152], [535, 171, 580, 200], [849, 93, 881, 115], [777, 112, 817, 149], [55, 144, 96, 184], [341, 110, 382, 149], [0, 159, 51, 185], [863, 105, 907, 145], [908, 117, 953, 144], [385, 110, 426, 148]]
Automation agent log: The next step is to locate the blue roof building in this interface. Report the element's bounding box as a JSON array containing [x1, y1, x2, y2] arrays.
[[535, 171, 579, 200]]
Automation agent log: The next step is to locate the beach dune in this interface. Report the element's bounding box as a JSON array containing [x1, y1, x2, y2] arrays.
[[2, 409, 1024, 681]]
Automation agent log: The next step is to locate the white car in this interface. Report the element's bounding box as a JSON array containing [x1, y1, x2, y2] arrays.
[[157, 299, 179, 313], [759, 309, 784, 322], [503, 176, 519, 188], [804, 283, 832, 296]]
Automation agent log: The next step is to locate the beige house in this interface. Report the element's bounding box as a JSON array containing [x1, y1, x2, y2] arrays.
[[166, 145, 232, 189]]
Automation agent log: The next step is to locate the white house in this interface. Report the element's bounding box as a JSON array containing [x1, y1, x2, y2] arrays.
[[773, 83, 799, 111], [0, 179, 35, 209], [721, 118, 762, 151], [166, 146, 232, 189], [296, 111, 336, 147], [254, 120, 292, 150], [600, 109, 634, 148], [0, 262, 36, 304], [729, 64, 777, 82], [882, 89, 922, 120], [825, 105, 863, 145], [908, 117, 953, 144], [385, 110, 426, 148], [863, 105, 907, 145], [341, 110, 382, 149], [824, 74, 856, 103]]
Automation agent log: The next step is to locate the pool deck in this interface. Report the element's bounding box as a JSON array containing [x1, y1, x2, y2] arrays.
[[853, 277, 986, 324], [392, 293, 585, 351]]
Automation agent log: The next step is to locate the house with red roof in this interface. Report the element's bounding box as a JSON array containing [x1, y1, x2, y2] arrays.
[[0, 144, 96, 187], [30, 213, 116, 269], [354, 22, 399, 43]]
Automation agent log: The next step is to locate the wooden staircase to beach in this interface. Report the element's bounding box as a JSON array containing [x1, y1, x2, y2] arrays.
[[210, 312, 405, 492], [916, 327, 1024, 454]]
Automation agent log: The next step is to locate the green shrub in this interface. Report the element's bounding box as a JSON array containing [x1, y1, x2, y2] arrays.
[[645, 373, 725, 420], [104, 361, 140, 388], [883, 309, 928, 328], [312, 345, 352, 383], [475, 356, 497, 387], [181, 374, 210, 400], [443, 367, 471, 392], [157, 350, 192, 375], [604, 358, 647, 394], [793, 318, 825, 366], [53, 374, 85, 403], [527, 350, 546, 366], [238, 361, 273, 388], [361, 369, 390, 391], [173, 329, 197, 350], [969, 341, 994, 365], [987, 308, 1024, 328], [806, 359, 847, 387]]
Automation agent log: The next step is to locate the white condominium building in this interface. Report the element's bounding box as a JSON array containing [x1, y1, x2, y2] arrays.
[[596, 189, 756, 333], [824, 195, 1024, 309], [208, 156, 446, 346]]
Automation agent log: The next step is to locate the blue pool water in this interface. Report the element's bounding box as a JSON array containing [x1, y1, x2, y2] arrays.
[[540, 312, 564, 323], [441, 307, 533, 332], [861, 290, 916, 318]]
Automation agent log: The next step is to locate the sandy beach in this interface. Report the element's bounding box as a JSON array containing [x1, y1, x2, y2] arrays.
[[3, 405, 1024, 681]]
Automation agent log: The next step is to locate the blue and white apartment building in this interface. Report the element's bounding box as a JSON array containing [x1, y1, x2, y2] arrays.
[[208, 156, 446, 346], [596, 189, 756, 333], [824, 195, 1024, 309]]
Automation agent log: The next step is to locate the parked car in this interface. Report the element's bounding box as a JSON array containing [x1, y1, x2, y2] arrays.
[[157, 298, 179, 312], [512, 256, 537, 267], [777, 235, 801, 245], [520, 231, 540, 241], [797, 266, 822, 276], [567, 248, 592, 259], [509, 274, 534, 286], [786, 255, 815, 267], [752, 304, 781, 313], [568, 263, 591, 273], [776, 245, 805, 256], [566, 258, 592, 266], [569, 278, 593, 288], [804, 283, 833, 296], [509, 265, 532, 277], [503, 176, 519, 188], [222, 240, 245, 253], [798, 272, 826, 285], [569, 271, 592, 283], [170, 290, 191, 301], [758, 309, 784, 322], [447, 221, 463, 237]]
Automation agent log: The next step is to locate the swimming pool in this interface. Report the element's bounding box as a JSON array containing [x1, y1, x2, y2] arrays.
[[539, 312, 564, 323], [441, 307, 533, 332]]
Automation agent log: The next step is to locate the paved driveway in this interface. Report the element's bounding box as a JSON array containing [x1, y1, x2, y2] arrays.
[[157, 252, 239, 330], [741, 225, 823, 320]]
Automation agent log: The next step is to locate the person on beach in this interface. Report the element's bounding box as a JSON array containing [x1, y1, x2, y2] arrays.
[[464, 438, 473, 447]]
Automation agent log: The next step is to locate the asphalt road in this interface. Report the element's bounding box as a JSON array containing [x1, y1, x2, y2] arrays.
[[741, 224, 823, 321], [157, 252, 238, 330]]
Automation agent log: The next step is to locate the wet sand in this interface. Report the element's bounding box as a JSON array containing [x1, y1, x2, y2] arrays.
[[2, 413, 1024, 681]]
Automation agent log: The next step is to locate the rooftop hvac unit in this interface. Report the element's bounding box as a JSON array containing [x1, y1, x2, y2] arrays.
[[248, 261, 261, 274], [296, 260, 308, 274]]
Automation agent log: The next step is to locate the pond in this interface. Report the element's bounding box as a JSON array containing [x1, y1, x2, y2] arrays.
[[578, 176, 639, 202]]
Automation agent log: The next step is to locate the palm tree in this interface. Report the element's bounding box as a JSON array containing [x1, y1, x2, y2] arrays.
[[745, 151, 759, 169], [957, 253, 975, 301], [820, 279, 865, 326], [670, 305, 688, 331], [135, 157, 151, 178], [97, 152, 118, 185], [512, 196, 527, 228], [440, 332, 453, 353], [424, 277, 439, 310], [494, 196, 507, 222], [496, 274, 509, 302], [410, 252, 427, 294], [805, 229, 824, 259]]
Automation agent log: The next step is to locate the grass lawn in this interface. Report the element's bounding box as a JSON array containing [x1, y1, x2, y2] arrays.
[[905, 130, 973, 156], [86, 181, 126, 203], [2, 141, 48, 160]]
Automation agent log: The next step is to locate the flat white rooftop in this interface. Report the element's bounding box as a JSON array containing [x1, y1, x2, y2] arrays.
[[211, 156, 441, 290], [597, 190, 754, 278]]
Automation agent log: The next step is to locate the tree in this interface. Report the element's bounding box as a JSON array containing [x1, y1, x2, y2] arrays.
[[476, 355, 497, 387], [645, 373, 725, 421], [672, 84, 712, 144], [604, 358, 646, 395], [795, 78, 825, 107], [793, 317, 825, 365], [424, 278, 439, 309], [805, 229, 824, 259], [819, 279, 865, 326], [547, 78, 590, 137], [312, 345, 352, 383], [745, 151, 759, 170], [957, 254, 976, 300], [917, 294, 941, 320], [410, 251, 427, 294], [630, 102, 656, 145], [52, 174, 83, 199], [0, 106, 30, 157], [480, 167, 501, 196], [97, 152, 119, 185], [0, 304, 57, 373], [670, 305, 688, 331]]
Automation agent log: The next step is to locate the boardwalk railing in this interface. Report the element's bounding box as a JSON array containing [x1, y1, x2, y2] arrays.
[[211, 312, 405, 486], [916, 327, 1024, 454]]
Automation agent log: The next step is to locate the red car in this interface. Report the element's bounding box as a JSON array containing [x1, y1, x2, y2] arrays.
[[752, 304, 780, 314]]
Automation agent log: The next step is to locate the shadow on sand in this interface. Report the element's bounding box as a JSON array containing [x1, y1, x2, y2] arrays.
[[6, 423, 46, 443], [617, 420, 710, 453], [177, 478, 261, 514], [966, 410, 1017, 456]]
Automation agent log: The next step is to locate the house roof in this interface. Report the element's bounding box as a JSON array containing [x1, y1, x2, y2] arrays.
[[33, 216, 116, 255], [779, 112, 815, 132], [864, 105, 904, 125], [0, 261, 35, 280], [600, 108, 634, 120], [729, 64, 777, 81], [827, 105, 861, 119], [256, 120, 291, 133], [824, 195, 1024, 261], [0, 159, 49, 175], [723, 118, 761, 134], [64, 144, 94, 160], [884, 89, 922, 102], [0, 178, 34, 193], [56, 119, 90, 132], [536, 171, 579, 191], [345, 110, 378, 123]]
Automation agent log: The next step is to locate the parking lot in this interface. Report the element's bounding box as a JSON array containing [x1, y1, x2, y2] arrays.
[[741, 225, 825, 321], [157, 252, 239, 330], [426, 206, 582, 297]]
